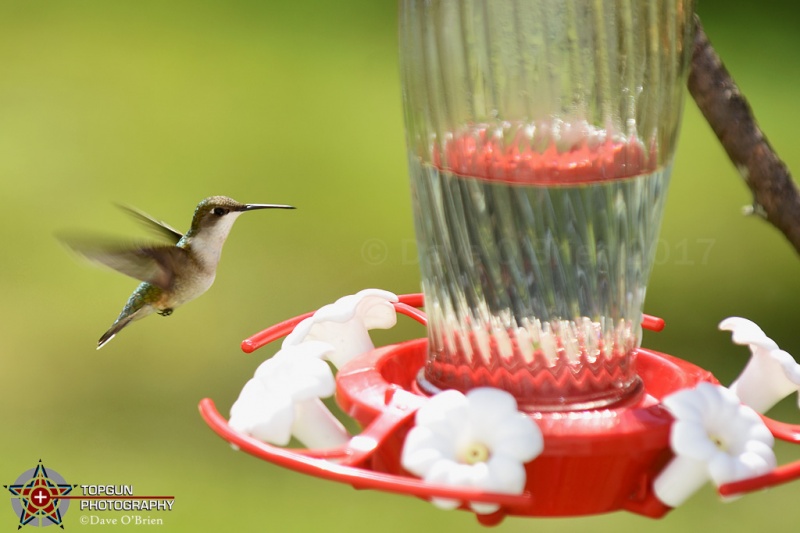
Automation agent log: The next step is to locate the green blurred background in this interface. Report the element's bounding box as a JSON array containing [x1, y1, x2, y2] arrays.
[[1, 0, 799, 531]]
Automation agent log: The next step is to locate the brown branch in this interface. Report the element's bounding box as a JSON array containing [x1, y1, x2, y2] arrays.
[[687, 14, 800, 256]]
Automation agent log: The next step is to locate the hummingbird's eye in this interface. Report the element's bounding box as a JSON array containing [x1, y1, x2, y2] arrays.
[[212, 207, 229, 217]]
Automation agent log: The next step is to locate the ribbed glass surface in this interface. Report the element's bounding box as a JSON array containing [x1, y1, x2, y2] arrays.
[[400, 0, 694, 410]]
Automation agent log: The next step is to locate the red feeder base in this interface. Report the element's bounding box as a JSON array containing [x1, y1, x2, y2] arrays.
[[200, 295, 800, 523], [199, 295, 756, 524]]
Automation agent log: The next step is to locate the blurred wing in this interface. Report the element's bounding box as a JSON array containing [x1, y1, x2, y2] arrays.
[[116, 204, 183, 244], [60, 236, 188, 290]]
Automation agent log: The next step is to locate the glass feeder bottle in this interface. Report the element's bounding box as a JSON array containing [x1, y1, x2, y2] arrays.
[[400, 0, 695, 410]]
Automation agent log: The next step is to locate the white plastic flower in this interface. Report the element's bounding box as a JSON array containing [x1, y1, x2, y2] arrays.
[[401, 388, 542, 514], [719, 317, 800, 413], [653, 382, 776, 507], [229, 341, 349, 449], [283, 289, 398, 368]]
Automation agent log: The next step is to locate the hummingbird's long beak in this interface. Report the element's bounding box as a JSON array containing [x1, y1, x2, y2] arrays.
[[241, 203, 296, 211]]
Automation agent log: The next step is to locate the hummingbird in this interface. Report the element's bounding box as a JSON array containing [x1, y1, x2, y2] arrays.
[[63, 196, 295, 349]]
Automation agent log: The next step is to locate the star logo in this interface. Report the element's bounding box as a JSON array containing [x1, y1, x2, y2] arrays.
[[5, 460, 76, 529]]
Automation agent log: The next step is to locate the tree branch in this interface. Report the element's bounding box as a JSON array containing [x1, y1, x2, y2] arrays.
[[687, 14, 800, 256]]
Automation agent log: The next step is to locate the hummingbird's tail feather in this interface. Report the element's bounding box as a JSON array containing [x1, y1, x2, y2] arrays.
[[97, 331, 117, 350], [97, 314, 136, 350], [96, 284, 158, 349]]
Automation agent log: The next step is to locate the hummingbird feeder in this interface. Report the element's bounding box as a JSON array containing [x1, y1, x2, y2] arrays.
[[200, 0, 800, 525]]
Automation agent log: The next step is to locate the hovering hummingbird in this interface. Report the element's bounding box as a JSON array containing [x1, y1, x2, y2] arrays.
[[63, 196, 295, 349]]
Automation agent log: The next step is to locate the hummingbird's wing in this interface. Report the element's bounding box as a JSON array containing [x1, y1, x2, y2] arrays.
[[60, 237, 189, 290], [116, 204, 183, 244]]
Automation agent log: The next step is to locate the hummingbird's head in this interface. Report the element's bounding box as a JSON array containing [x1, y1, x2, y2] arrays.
[[185, 196, 295, 261], [190, 196, 296, 231]]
